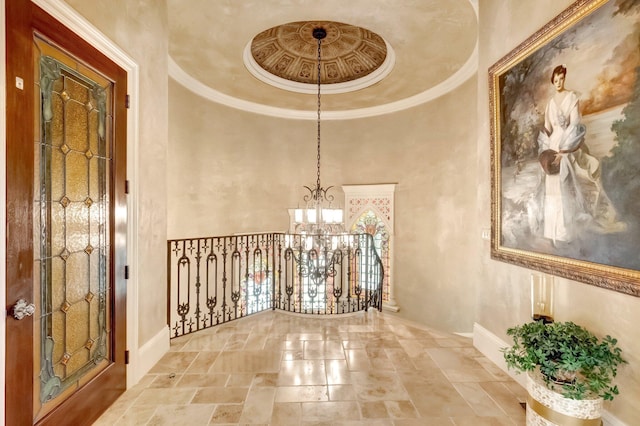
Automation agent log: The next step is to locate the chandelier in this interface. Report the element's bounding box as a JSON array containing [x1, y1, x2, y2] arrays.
[[293, 27, 345, 236]]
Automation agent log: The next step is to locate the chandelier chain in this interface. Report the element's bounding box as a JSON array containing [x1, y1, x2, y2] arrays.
[[316, 35, 322, 197], [293, 27, 343, 237]]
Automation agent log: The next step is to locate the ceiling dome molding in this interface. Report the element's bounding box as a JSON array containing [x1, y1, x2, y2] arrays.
[[167, 0, 479, 119], [243, 20, 394, 93], [243, 38, 396, 95], [169, 41, 478, 121]]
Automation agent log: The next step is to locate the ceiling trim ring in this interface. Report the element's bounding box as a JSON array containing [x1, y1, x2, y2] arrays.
[[167, 0, 479, 120], [169, 41, 477, 121]]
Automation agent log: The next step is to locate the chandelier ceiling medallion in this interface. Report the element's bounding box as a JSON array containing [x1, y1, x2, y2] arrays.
[[293, 26, 345, 237]]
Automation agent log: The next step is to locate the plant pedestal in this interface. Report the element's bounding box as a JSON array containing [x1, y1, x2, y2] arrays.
[[526, 371, 603, 426]]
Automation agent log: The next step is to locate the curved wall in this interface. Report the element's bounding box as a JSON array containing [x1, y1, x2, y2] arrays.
[[167, 76, 480, 333]]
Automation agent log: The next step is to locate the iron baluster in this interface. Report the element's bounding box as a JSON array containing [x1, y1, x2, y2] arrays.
[[176, 240, 191, 335], [206, 239, 218, 327], [166, 232, 385, 338], [221, 237, 229, 324]]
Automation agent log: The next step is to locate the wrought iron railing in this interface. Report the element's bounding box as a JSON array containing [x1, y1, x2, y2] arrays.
[[167, 233, 383, 338]]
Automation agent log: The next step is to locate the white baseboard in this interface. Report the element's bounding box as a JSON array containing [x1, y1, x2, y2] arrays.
[[472, 322, 627, 426], [472, 322, 526, 388], [382, 303, 400, 313], [602, 409, 629, 426], [128, 325, 170, 387]]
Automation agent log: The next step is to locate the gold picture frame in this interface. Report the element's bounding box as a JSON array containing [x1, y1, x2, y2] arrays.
[[489, 0, 640, 297]]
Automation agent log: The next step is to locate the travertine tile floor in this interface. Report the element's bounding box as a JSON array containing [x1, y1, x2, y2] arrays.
[[94, 311, 526, 425]]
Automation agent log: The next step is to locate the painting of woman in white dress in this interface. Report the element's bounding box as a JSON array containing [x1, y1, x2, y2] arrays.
[[490, 0, 640, 292], [535, 65, 625, 246]]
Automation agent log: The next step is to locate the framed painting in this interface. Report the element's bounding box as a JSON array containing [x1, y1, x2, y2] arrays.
[[489, 0, 640, 297]]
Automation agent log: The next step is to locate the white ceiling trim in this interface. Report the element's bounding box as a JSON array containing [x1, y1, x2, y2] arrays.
[[169, 42, 478, 121]]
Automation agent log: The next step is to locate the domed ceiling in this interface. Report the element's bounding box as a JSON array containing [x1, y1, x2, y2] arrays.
[[167, 0, 478, 119], [248, 21, 389, 89]]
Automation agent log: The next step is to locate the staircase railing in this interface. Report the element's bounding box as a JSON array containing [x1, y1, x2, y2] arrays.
[[167, 233, 383, 338]]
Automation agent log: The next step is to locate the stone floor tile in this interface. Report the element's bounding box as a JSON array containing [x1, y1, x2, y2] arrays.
[[243, 333, 267, 350], [404, 380, 475, 417], [209, 404, 243, 424], [451, 416, 519, 425], [149, 373, 180, 388], [475, 357, 513, 381], [271, 402, 302, 425], [325, 359, 351, 385], [304, 340, 345, 360], [226, 372, 255, 387], [252, 372, 279, 387], [186, 351, 220, 374], [328, 384, 357, 401], [149, 351, 200, 374], [95, 311, 527, 426], [453, 382, 508, 416], [238, 386, 276, 423], [278, 359, 327, 386], [384, 400, 419, 418], [275, 385, 329, 402], [191, 386, 248, 404], [147, 404, 215, 425], [133, 388, 196, 406], [210, 350, 281, 373], [479, 381, 526, 420], [394, 418, 455, 425], [110, 405, 157, 426], [283, 349, 305, 361], [301, 401, 361, 422], [175, 373, 228, 388], [332, 420, 393, 426], [359, 400, 389, 418], [426, 347, 482, 369], [441, 366, 498, 383], [345, 349, 372, 371], [181, 333, 229, 352], [350, 370, 410, 402]]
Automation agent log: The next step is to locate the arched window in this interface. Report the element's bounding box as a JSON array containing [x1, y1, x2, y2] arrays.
[[343, 184, 398, 311], [351, 209, 391, 302]]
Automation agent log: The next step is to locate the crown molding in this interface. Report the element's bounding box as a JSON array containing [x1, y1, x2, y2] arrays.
[[169, 41, 477, 121]]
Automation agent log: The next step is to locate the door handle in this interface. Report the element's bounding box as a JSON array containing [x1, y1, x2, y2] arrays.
[[11, 299, 36, 320]]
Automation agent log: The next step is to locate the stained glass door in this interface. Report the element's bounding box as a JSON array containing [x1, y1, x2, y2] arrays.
[[33, 36, 114, 420], [5, 1, 127, 424]]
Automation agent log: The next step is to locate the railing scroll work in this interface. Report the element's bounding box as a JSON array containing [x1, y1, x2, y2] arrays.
[[167, 233, 384, 338]]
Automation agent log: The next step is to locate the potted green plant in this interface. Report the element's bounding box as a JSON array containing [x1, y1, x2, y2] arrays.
[[502, 320, 626, 425]]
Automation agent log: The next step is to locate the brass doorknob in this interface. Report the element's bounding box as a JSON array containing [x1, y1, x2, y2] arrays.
[[12, 299, 36, 320]]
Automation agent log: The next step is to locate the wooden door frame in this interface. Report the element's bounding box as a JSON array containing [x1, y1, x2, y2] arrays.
[[22, 0, 142, 388], [0, 0, 7, 418], [0, 0, 6, 418], [5, 1, 127, 423], [4, 0, 140, 423]]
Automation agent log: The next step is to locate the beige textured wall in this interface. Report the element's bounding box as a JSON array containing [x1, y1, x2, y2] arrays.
[[167, 80, 314, 237], [477, 0, 640, 423], [167, 76, 479, 333], [63, 0, 169, 346]]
